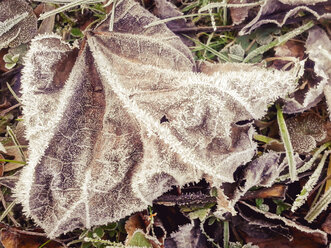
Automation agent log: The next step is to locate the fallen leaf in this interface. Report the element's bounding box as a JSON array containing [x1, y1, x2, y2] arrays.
[[241, 184, 287, 200], [235, 202, 328, 248], [37, 4, 56, 35], [0, 0, 37, 49], [0, 229, 63, 248], [239, 0, 331, 35], [15, 0, 302, 238], [0, 175, 19, 190], [274, 41, 305, 59], [231, 152, 301, 204], [239, 201, 328, 246], [321, 212, 331, 234], [166, 222, 208, 248], [229, 0, 251, 25], [283, 27, 331, 115], [285, 114, 327, 153]]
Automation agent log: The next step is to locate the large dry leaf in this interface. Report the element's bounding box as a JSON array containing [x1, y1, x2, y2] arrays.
[[15, 0, 301, 238]]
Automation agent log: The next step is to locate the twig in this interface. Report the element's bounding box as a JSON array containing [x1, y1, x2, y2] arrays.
[[0, 103, 21, 116]]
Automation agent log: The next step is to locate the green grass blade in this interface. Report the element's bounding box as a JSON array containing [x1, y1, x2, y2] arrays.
[[6, 82, 21, 104], [6, 126, 26, 162], [305, 186, 331, 223], [198, 0, 265, 13], [0, 200, 16, 222], [253, 134, 278, 143], [144, 13, 210, 29], [223, 220, 229, 248], [0, 159, 26, 164], [38, 0, 105, 20], [277, 104, 297, 182], [278, 142, 331, 182], [188, 37, 230, 62], [291, 151, 329, 212], [243, 21, 314, 63]]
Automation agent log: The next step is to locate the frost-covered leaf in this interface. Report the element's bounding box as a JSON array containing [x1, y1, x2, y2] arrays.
[[284, 27, 331, 114], [228, 0, 252, 25], [15, 0, 301, 238], [0, 0, 37, 49], [231, 152, 289, 204], [286, 114, 326, 153], [238, 202, 328, 246], [231, 152, 303, 205], [166, 223, 207, 248], [239, 0, 331, 35]]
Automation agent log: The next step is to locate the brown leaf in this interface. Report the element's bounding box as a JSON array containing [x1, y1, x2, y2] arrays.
[[285, 114, 327, 153], [0, 229, 63, 248], [229, 0, 251, 25], [0, 0, 37, 49], [238, 202, 328, 247], [38, 4, 56, 35], [322, 212, 331, 234], [125, 213, 166, 248], [274, 40, 305, 59], [15, 0, 302, 238], [241, 184, 287, 200], [284, 27, 331, 115], [239, 0, 331, 35]]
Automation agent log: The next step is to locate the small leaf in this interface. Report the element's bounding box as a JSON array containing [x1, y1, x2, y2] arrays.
[[93, 227, 104, 239], [255, 198, 264, 208], [127, 230, 153, 247], [273, 199, 291, 215], [5, 63, 16, 70], [71, 27, 84, 38], [188, 207, 210, 221], [11, 54, 20, 63], [3, 54, 13, 63]]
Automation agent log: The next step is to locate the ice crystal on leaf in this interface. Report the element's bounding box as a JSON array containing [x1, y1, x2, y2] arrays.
[[0, 0, 37, 49], [15, 0, 301, 238]]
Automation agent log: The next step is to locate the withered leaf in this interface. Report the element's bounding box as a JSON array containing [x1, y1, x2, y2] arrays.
[[285, 114, 326, 153], [239, 0, 331, 35], [0, 0, 37, 49], [283, 27, 331, 114], [238, 202, 328, 247], [15, 0, 301, 238]]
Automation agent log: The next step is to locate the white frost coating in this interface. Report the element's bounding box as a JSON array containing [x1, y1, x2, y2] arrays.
[[0, 10, 29, 49], [305, 186, 331, 223], [291, 151, 330, 212], [48, 169, 92, 238], [242, 201, 328, 244], [15, 33, 82, 219], [15, 0, 301, 238]]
